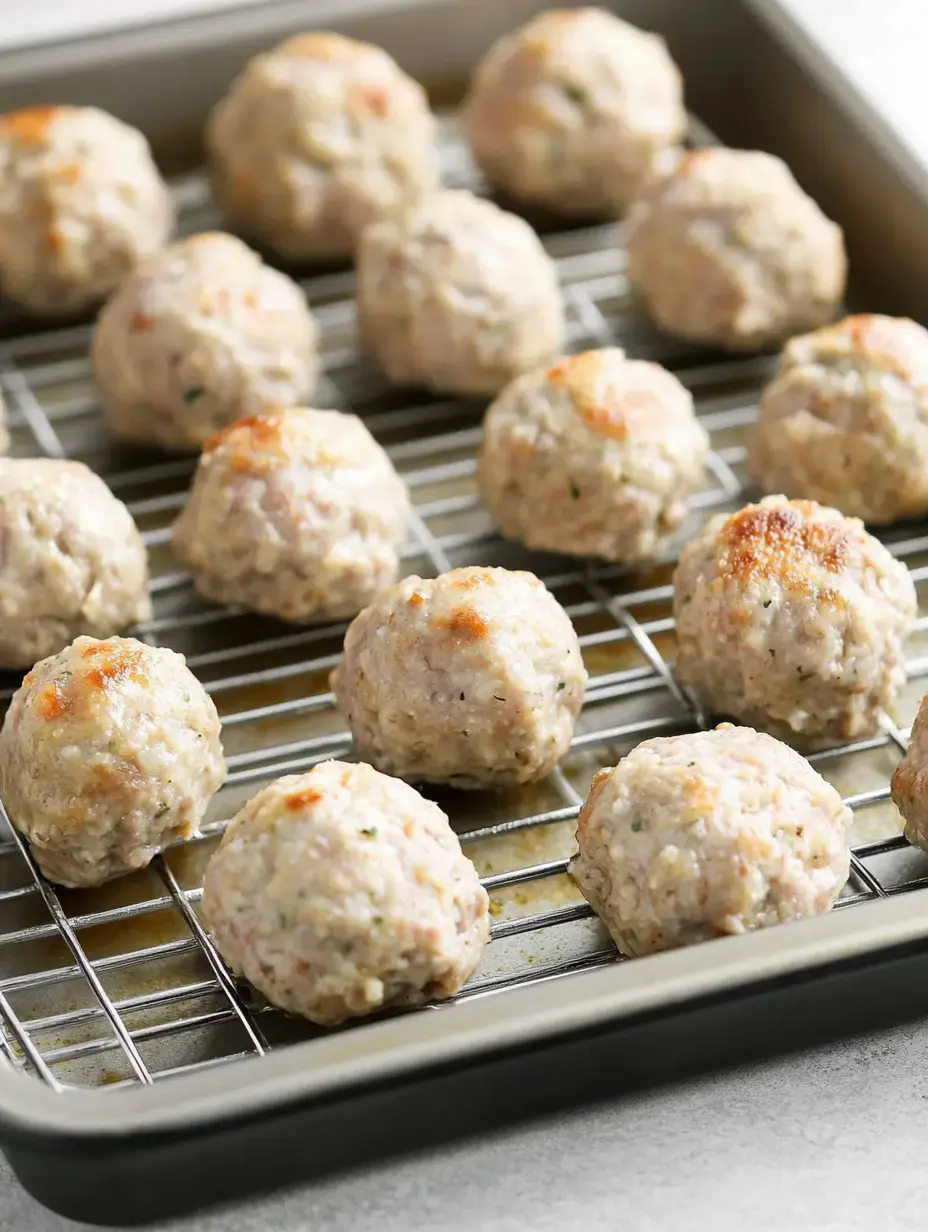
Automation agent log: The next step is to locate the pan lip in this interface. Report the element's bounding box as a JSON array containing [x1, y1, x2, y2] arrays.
[[1, 888, 926, 1144]]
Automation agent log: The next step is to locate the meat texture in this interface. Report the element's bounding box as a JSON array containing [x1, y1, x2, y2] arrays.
[[207, 32, 437, 261], [890, 695, 928, 852], [172, 408, 410, 622], [0, 459, 151, 669], [92, 232, 318, 451], [357, 190, 565, 395], [478, 346, 708, 562], [203, 760, 489, 1025], [569, 723, 852, 956], [0, 104, 173, 315], [0, 636, 225, 887], [749, 314, 928, 524], [331, 566, 588, 788], [672, 496, 916, 743], [465, 7, 686, 216], [626, 147, 846, 349]]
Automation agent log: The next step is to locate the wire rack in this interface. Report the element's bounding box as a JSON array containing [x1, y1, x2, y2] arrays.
[[0, 117, 927, 1093]]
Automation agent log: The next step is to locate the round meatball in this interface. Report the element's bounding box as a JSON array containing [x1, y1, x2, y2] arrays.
[[569, 724, 852, 957], [357, 190, 565, 396], [206, 32, 437, 262], [203, 760, 489, 1026], [331, 566, 587, 788], [0, 105, 173, 316], [673, 496, 916, 743], [748, 314, 928, 524], [465, 7, 685, 217], [92, 232, 318, 452], [0, 459, 151, 670], [626, 147, 846, 350], [172, 408, 410, 622], [0, 636, 225, 887], [478, 347, 708, 563]]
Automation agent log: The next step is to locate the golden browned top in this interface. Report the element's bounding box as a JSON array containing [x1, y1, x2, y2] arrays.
[[204, 411, 291, 473], [31, 639, 147, 722], [547, 349, 686, 439], [284, 786, 323, 811], [0, 104, 69, 144], [785, 313, 928, 381], [719, 501, 849, 585], [438, 607, 489, 640]]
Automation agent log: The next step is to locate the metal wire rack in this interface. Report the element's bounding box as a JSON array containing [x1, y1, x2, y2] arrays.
[[0, 117, 927, 1093]]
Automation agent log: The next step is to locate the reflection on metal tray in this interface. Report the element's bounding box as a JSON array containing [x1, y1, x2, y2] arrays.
[[4, 2, 928, 1225]]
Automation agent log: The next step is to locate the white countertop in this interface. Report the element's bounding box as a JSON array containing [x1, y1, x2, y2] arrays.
[[3, 2, 928, 1229]]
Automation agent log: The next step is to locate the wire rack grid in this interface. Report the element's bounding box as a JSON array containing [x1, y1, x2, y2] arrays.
[[0, 119, 926, 1092]]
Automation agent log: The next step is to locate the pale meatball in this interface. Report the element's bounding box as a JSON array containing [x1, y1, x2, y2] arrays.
[[357, 190, 565, 396], [207, 33, 437, 262], [203, 760, 489, 1026], [331, 566, 587, 788], [569, 724, 852, 957], [0, 105, 173, 316], [673, 496, 916, 743], [890, 694, 928, 852], [0, 387, 9, 456], [172, 408, 410, 622], [749, 314, 928, 524], [478, 347, 708, 563], [465, 7, 686, 216], [92, 232, 318, 452], [626, 147, 846, 350], [0, 459, 151, 670], [0, 636, 225, 887]]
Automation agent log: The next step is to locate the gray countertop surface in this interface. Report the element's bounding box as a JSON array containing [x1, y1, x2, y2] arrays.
[[5, 2, 928, 1228]]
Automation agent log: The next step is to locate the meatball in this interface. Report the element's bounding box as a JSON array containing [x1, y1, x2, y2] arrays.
[[465, 8, 686, 217], [569, 724, 852, 956], [626, 147, 846, 350], [0, 387, 9, 456], [206, 32, 437, 262], [890, 694, 928, 852], [331, 566, 587, 788], [357, 190, 565, 396], [203, 760, 489, 1026], [478, 347, 708, 563], [0, 459, 151, 670], [673, 496, 916, 743], [0, 636, 225, 887], [92, 232, 318, 452], [172, 408, 410, 622], [0, 105, 173, 316], [748, 314, 928, 524]]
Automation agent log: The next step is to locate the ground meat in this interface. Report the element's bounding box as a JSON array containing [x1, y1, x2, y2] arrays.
[[465, 7, 686, 216], [569, 723, 852, 956], [749, 314, 928, 524], [672, 496, 916, 743], [91, 232, 318, 452], [0, 459, 151, 669], [172, 408, 410, 622], [331, 566, 587, 788], [0, 105, 173, 316], [626, 147, 846, 350], [478, 347, 708, 563], [356, 189, 565, 396], [890, 696, 928, 852], [202, 760, 489, 1026], [206, 32, 437, 261], [0, 636, 225, 887]]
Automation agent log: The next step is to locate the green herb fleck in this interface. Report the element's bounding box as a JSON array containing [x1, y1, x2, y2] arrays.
[[557, 681, 566, 692], [183, 386, 207, 404], [372, 916, 384, 925], [563, 83, 586, 105], [155, 803, 170, 820], [763, 599, 772, 608], [360, 827, 377, 839], [570, 483, 581, 500], [769, 649, 776, 657], [688, 761, 696, 767], [183, 692, 191, 703], [631, 820, 644, 832]]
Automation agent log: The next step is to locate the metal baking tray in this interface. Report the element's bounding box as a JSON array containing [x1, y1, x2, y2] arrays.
[[3, 0, 928, 1224]]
